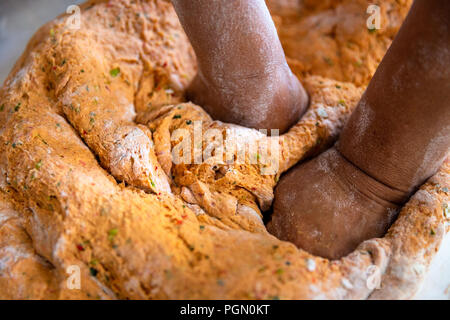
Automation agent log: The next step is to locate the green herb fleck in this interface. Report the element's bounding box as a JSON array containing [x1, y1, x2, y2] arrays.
[[110, 67, 121, 77], [81, 69, 85, 73], [14, 102, 21, 112], [90, 259, 98, 266], [173, 114, 182, 119], [0, 104, 4, 112], [430, 228, 436, 236], [276, 268, 284, 275], [338, 100, 347, 107], [335, 85, 341, 89], [186, 120, 192, 125], [89, 112, 96, 126], [69, 103, 80, 113], [35, 160, 43, 170], [368, 27, 377, 34], [108, 228, 118, 241], [199, 225, 205, 230]]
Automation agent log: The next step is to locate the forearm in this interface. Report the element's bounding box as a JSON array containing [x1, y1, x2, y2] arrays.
[[171, 0, 287, 84], [338, 0, 450, 194], [171, 0, 307, 133]]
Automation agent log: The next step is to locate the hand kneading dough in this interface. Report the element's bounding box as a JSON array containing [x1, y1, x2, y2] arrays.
[[0, 0, 448, 299]]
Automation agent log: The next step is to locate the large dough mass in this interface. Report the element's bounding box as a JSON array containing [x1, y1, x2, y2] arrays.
[[0, 0, 448, 299]]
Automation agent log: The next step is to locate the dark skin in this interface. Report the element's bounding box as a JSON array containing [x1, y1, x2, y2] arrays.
[[269, 0, 450, 259], [172, 0, 450, 260], [171, 0, 308, 134]]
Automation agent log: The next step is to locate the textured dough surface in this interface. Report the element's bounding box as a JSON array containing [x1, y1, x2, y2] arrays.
[[0, 0, 448, 299]]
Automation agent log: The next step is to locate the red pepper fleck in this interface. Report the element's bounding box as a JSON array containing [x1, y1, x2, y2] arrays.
[[76, 244, 85, 251], [176, 219, 183, 225], [53, 66, 57, 70], [162, 62, 168, 68], [181, 214, 187, 219], [251, 187, 256, 191], [155, 166, 158, 171], [79, 160, 86, 167]]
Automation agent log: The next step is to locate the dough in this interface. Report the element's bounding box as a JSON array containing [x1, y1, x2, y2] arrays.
[[0, 0, 448, 299]]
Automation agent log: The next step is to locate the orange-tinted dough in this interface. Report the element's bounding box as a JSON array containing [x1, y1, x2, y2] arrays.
[[0, 0, 448, 300]]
